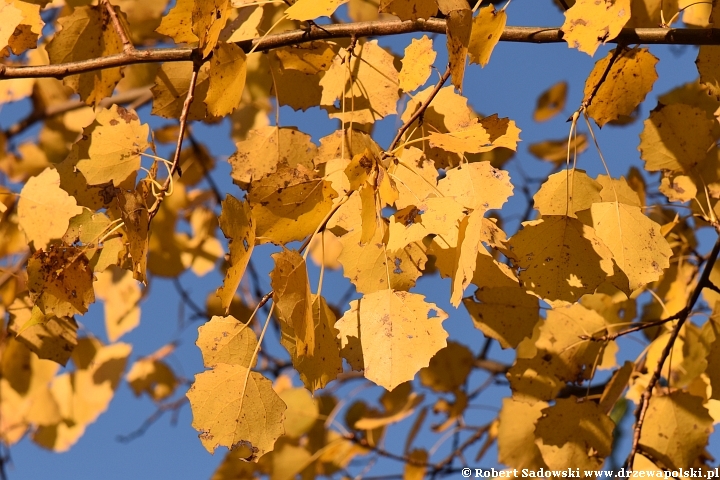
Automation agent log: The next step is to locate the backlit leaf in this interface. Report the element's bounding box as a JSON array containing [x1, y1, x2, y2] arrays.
[[468, 5, 507, 67], [216, 195, 255, 313]]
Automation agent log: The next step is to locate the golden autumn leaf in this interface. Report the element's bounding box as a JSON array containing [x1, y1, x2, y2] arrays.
[[8, 301, 78, 366], [156, 0, 197, 44], [75, 105, 149, 186], [335, 290, 448, 390], [18, 168, 83, 249], [379, 0, 437, 20], [446, 7, 472, 92], [585, 47, 658, 127], [187, 364, 286, 459], [192, 0, 232, 58], [386, 197, 466, 252], [94, 266, 141, 342], [534, 81, 568, 122], [468, 5, 507, 67], [46, 5, 128, 105], [151, 61, 211, 120], [197, 315, 258, 368], [115, 184, 151, 283], [561, 0, 631, 56], [286, 0, 349, 20], [533, 169, 602, 218], [205, 43, 247, 117], [216, 195, 255, 312], [418, 341, 475, 392], [398, 35, 436, 92], [0, 1, 24, 53], [126, 345, 178, 402], [529, 135, 588, 164], [438, 162, 514, 211], [498, 398, 549, 471]]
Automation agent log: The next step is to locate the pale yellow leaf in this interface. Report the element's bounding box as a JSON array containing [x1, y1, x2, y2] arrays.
[[216, 195, 255, 313], [561, 0, 631, 56], [205, 43, 247, 117], [534, 81, 568, 122], [285, 0, 349, 20], [446, 8, 472, 91], [468, 5, 507, 67], [533, 169, 602, 218], [95, 266, 141, 342], [399, 36, 436, 92], [463, 287, 540, 349]]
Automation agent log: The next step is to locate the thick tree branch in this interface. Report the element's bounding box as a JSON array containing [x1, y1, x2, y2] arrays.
[[3, 22, 720, 80]]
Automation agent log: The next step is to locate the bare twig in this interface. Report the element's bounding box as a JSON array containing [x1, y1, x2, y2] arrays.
[[148, 63, 201, 221], [116, 397, 189, 443], [580, 309, 686, 343], [3, 23, 720, 80], [625, 230, 720, 470], [101, 0, 134, 54], [388, 66, 452, 153]]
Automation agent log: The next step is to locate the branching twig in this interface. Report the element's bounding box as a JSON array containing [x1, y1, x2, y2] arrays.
[[387, 66, 451, 153], [101, 0, 134, 54], [4, 23, 720, 80], [116, 397, 188, 443], [580, 309, 686, 342], [625, 230, 720, 470]]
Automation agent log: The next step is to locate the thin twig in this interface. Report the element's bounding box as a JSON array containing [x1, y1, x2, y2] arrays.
[[557, 0, 571, 10], [3, 23, 720, 80], [187, 132, 224, 205], [148, 63, 201, 221], [625, 230, 720, 470], [388, 66, 451, 153], [580, 309, 686, 342], [116, 397, 189, 443], [101, 0, 134, 54]]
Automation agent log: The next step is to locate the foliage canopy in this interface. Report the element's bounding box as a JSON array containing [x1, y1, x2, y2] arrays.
[[3, 0, 720, 477]]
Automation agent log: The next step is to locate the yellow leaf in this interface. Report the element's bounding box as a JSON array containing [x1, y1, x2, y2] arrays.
[[428, 122, 491, 155], [192, 0, 232, 58], [197, 315, 258, 368], [156, 0, 198, 44], [229, 126, 317, 189], [599, 361, 634, 414], [438, 162, 514, 211], [319, 40, 400, 124], [308, 230, 343, 269], [216, 195, 255, 312], [379, 0, 437, 20], [450, 209, 488, 306], [205, 43, 247, 117], [529, 135, 588, 164], [116, 184, 151, 283], [95, 266, 141, 342], [248, 165, 337, 245], [0, 1, 24, 53], [498, 398, 549, 470], [75, 105, 149, 186], [534, 81, 568, 122], [399, 35, 436, 92], [46, 5, 127, 105], [187, 364, 286, 459], [535, 397, 614, 471], [285, 0, 349, 20], [126, 358, 178, 402], [659, 174, 698, 202], [419, 341, 475, 392], [697, 45, 720, 99], [585, 47, 658, 127], [151, 61, 211, 120], [561, 0, 631, 56], [640, 391, 713, 470], [596, 174, 643, 206], [270, 249, 314, 357], [386, 197, 467, 252], [404, 449, 428, 480], [464, 286, 540, 349], [510, 216, 615, 305], [533, 169, 602, 218], [590, 202, 672, 291], [337, 223, 427, 294], [387, 147, 439, 210], [9, 303, 78, 366], [335, 290, 448, 390], [355, 392, 424, 430], [446, 8, 472, 92], [18, 168, 83, 249], [27, 244, 95, 318], [279, 388, 319, 438], [468, 5, 507, 67]]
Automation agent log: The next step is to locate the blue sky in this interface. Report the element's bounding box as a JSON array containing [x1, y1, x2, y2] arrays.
[[5, 2, 718, 479]]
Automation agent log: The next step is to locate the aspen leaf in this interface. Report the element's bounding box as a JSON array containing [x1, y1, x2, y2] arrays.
[[398, 35, 436, 92], [535, 397, 614, 472], [419, 341, 475, 392], [156, 0, 198, 44], [9, 304, 78, 367], [46, 5, 127, 105], [0, 2, 24, 53], [95, 266, 141, 342], [192, 0, 232, 58], [405, 450, 428, 480], [659, 175, 697, 202], [529, 135, 588, 164], [450, 209, 488, 306], [640, 392, 713, 469], [386, 197, 467, 252], [205, 43, 247, 117], [248, 165, 337, 245], [590, 202, 672, 291], [27, 244, 95, 318], [270, 249, 315, 358], [379, 0, 437, 20], [187, 364, 286, 459], [446, 8, 472, 92], [319, 40, 400, 124], [585, 48, 658, 127], [596, 174, 643, 206], [18, 168, 83, 249], [285, 0, 349, 20], [534, 81, 567, 122], [387, 147, 439, 210], [197, 315, 258, 368], [279, 388, 319, 438], [468, 5, 507, 67], [639, 103, 715, 173], [216, 195, 255, 313], [3, 0, 43, 56], [438, 162, 514, 212], [115, 184, 151, 283], [355, 392, 424, 430], [337, 223, 427, 294], [509, 216, 615, 305], [697, 46, 720, 99], [463, 286, 540, 349], [334, 290, 448, 390], [75, 105, 150, 186], [151, 62, 211, 120], [533, 169, 602, 218], [126, 358, 178, 402], [561, 0, 631, 56], [599, 361, 634, 414], [229, 126, 316, 189], [498, 398, 549, 470]]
